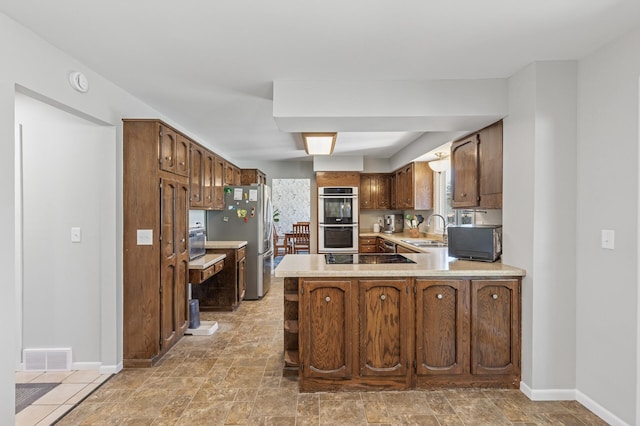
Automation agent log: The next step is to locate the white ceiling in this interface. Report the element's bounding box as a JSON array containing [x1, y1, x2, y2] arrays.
[[2, 0, 640, 163]]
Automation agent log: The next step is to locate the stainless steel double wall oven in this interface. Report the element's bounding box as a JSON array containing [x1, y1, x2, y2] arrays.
[[318, 187, 359, 253]]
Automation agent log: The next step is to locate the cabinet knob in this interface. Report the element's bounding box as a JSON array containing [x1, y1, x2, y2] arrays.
[[380, 294, 386, 301], [461, 193, 466, 197], [492, 294, 498, 300], [325, 296, 331, 302], [181, 238, 186, 243], [437, 294, 443, 300], [179, 161, 185, 166], [166, 156, 172, 161]]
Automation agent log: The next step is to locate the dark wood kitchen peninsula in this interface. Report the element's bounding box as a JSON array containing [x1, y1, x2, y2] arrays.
[[275, 250, 526, 392]]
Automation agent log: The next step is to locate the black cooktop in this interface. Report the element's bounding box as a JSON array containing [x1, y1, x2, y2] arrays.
[[325, 253, 416, 265]]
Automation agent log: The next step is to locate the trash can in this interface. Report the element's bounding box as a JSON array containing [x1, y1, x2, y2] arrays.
[[188, 299, 200, 329]]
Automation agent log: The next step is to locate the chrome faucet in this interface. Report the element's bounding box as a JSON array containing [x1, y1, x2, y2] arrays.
[[427, 214, 448, 243]]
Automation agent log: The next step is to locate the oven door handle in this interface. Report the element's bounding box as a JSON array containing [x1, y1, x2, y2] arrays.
[[319, 223, 358, 228], [318, 195, 358, 199]]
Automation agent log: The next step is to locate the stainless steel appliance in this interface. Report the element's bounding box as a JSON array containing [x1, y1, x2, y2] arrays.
[[206, 184, 273, 299], [447, 225, 502, 262], [188, 226, 206, 260], [383, 214, 404, 234], [318, 187, 358, 253]]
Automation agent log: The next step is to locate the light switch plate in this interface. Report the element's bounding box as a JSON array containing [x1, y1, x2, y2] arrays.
[[137, 229, 153, 246], [71, 227, 81, 243], [601, 229, 615, 250]]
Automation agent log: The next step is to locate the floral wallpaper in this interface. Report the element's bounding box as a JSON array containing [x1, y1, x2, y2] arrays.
[[272, 179, 310, 234]]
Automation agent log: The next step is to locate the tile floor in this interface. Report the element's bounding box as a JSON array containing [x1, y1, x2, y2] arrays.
[[19, 276, 609, 425], [15, 369, 111, 425]]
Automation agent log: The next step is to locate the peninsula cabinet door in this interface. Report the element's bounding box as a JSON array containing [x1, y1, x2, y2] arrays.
[[470, 279, 520, 376], [415, 279, 470, 376], [300, 279, 355, 379], [359, 279, 411, 377], [160, 179, 190, 350]]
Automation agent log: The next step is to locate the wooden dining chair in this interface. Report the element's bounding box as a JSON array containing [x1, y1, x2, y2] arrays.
[[273, 226, 287, 256], [291, 222, 310, 253]]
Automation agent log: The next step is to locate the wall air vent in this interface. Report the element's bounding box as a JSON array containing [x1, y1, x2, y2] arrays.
[[23, 348, 72, 371]]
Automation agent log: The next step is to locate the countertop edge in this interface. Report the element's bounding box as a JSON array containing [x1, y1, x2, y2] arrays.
[[204, 240, 248, 249], [189, 253, 227, 270]]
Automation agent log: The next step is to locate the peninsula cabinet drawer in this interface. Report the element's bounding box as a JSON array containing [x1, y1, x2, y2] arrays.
[[190, 260, 224, 284]]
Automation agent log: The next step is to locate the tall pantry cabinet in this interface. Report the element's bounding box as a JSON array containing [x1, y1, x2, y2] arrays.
[[123, 119, 190, 367]]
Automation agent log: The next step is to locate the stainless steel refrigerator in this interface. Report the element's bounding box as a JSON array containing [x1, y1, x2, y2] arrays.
[[206, 184, 273, 299]]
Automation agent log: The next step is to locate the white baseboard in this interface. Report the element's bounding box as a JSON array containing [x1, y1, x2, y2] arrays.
[[99, 362, 122, 375], [576, 390, 629, 426], [519, 381, 575, 400], [520, 381, 629, 426]]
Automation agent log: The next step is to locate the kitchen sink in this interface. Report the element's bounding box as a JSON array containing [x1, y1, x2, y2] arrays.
[[400, 239, 447, 248]]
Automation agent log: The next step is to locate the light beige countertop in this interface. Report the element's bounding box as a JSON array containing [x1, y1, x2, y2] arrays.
[[274, 251, 525, 278], [204, 241, 248, 249], [188, 253, 226, 270]]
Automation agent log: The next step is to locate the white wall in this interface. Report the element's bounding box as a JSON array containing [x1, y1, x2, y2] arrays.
[[576, 27, 640, 425], [16, 92, 115, 368], [0, 12, 218, 423]]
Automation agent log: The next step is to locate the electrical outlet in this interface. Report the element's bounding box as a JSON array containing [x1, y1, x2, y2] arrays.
[[137, 229, 153, 245], [601, 229, 615, 250]]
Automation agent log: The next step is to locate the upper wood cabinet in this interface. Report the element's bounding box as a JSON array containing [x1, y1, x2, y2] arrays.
[[224, 162, 242, 186], [451, 120, 503, 209], [360, 174, 392, 210], [316, 171, 360, 188], [394, 162, 433, 210], [241, 168, 267, 185], [189, 142, 222, 210], [213, 155, 225, 209], [158, 125, 189, 177], [189, 143, 205, 208]]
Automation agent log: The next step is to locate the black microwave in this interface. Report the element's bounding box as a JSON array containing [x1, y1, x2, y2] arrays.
[[447, 225, 502, 262]]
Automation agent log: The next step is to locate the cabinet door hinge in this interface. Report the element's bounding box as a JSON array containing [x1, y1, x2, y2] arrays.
[[414, 285, 417, 294], [301, 362, 304, 372], [159, 338, 163, 349], [159, 128, 163, 137], [413, 359, 417, 369], [301, 287, 304, 295], [406, 286, 409, 294]]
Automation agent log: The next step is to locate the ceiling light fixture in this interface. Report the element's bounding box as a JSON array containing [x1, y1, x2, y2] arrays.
[[428, 152, 450, 173], [302, 132, 337, 155]]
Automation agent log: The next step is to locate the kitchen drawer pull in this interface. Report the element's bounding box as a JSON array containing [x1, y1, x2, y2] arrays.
[[437, 294, 443, 300], [380, 294, 386, 301], [325, 296, 331, 303], [492, 294, 498, 300]]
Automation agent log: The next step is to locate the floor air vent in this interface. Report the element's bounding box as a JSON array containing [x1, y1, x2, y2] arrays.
[[23, 348, 72, 371]]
